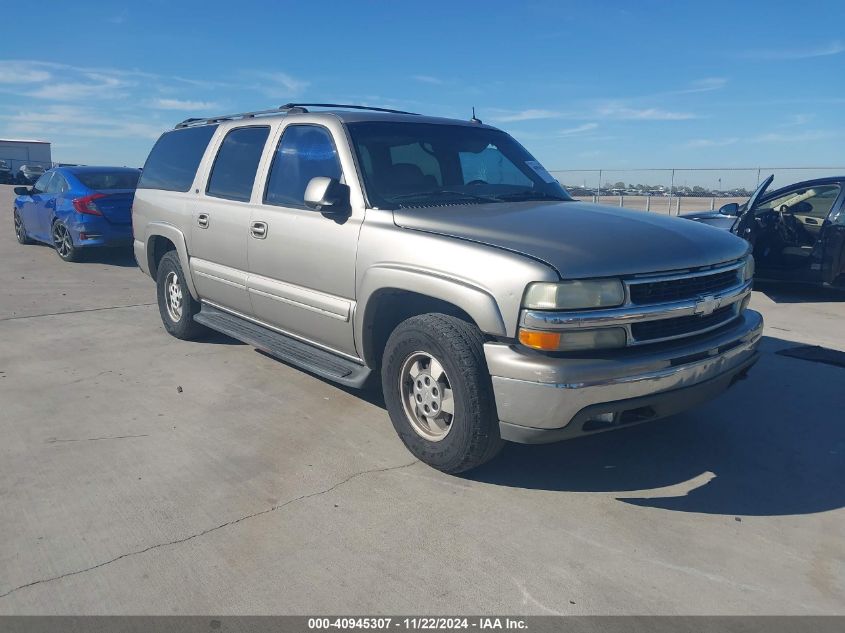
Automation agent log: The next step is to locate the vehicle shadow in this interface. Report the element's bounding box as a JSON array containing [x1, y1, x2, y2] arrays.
[[203, 331, 247, 346], [754, 280, 845, 304], [80, 248, 138, 268], [464, 336, 845, 517]]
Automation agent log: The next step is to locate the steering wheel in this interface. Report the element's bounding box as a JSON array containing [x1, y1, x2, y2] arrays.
[[466, 179, 488, 186], [776, 204, 801, 243]]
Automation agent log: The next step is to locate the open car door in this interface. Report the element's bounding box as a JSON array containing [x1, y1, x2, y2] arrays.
[[732, 174, 774, 245], [820, 188, 845, 285]]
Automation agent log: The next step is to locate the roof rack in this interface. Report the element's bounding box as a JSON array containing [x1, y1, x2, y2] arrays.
[[175, 106, 295, 129], [174, 102, 419, 129], [279, 103, 420, 116]]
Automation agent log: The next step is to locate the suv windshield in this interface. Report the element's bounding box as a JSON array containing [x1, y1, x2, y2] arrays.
[[346, 121, 571, 209]]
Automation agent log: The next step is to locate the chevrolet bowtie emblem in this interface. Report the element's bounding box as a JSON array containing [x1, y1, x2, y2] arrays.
[[694, 295, 721, 316]]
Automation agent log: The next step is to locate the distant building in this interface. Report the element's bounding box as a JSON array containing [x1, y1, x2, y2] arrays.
[[0, 138, 52, 173]]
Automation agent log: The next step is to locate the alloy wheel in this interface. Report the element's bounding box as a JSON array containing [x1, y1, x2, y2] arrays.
[[14, 212, 26, 242], [399, 351, 455, 441], [164, 271, 184, 322], [52, 223, 73, 259]]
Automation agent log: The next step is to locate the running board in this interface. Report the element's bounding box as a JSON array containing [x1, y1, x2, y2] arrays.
[[194, 304, 371, 388]]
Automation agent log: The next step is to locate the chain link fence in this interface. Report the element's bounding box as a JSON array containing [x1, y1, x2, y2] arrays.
[[548, 167, 845, 216]]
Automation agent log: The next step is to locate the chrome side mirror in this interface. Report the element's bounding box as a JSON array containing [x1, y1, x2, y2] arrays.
[[304, 177, 350, 214]]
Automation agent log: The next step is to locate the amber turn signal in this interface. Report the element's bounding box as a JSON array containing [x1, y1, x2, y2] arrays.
[[518, 329, 562, 351]]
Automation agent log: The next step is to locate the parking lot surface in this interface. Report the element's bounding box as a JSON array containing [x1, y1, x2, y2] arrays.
[[1, 184, 843, 614]]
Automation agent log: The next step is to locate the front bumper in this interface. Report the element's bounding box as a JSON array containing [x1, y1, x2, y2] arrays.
[[486, 310, 763, 443]]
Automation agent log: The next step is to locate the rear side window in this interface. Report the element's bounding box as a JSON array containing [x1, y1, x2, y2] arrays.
[[75, 171, 140, 190], [138, 125, 218, 192], [45, 173, 68, 193], [32, 172, 53, 194], [206, 126, 270, 202], [264, 125, 342, 208]]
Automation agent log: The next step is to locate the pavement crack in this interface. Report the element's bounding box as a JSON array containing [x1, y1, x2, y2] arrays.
[[0, 459, 419, 600], [0, 303, 156, 322], [46, 434, 150, 444]]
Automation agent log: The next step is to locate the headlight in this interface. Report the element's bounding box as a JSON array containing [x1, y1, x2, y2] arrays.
[[519, 327, 627, 351], [743, 255, 755, 281], [523, 279, 625, 310]]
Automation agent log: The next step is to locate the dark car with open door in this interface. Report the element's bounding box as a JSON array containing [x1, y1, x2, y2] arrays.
[[683, 175, 845, 287]]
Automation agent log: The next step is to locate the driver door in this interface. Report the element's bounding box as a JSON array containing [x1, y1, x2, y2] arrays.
[[247, 122, 362, 357]]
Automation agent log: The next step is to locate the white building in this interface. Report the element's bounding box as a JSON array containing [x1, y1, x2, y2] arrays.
[[0, 138, 52, 173]]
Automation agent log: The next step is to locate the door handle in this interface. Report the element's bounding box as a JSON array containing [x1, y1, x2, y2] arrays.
[[197, 213, 210, 228], [250, 221, 268, 239]]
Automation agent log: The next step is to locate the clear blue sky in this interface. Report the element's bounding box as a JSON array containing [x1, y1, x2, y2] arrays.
[[1, 0, 844, 177]]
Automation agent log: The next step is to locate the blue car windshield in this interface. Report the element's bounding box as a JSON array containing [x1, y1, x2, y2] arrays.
[[75, 171, 140, 190], [346, 121, 571, 209]]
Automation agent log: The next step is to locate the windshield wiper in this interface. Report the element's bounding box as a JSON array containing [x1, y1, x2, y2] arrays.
[[492, 191, 569, 202], [389, 189, 499, 204]]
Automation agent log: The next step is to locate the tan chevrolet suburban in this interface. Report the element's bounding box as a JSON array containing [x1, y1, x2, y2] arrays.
[[132, 103, 763, 473]]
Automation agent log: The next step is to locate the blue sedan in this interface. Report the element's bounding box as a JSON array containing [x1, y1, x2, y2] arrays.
[[13, 166, 140, 262]]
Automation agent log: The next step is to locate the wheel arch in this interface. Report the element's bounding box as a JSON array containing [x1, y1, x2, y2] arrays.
[[356, 267, 507, 369], [144, 222, 199, 299]]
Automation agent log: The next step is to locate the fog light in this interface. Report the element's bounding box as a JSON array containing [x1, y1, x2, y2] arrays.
[[592, 412, 616, 423]]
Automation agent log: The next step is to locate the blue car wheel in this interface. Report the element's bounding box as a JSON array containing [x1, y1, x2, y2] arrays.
[[51, 221, 82, 262], [14, 209, 33, 245]]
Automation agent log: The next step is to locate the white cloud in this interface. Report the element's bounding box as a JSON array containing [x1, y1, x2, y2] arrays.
[[740, 40, 845, 60], [108, 10, 128, 24], [1, 105, 163, 141], [686, 138, 739, 148], [557, 123, 598, 136], [151, 98, 220, 111], [0, 61, 51, 84], [24, 73, 129, 100], [750, 131, 829, 143], [597, 105, 697, 120], [413, 75, 443, 85], [686, 130, 833, 148], [682, 77, 727, 93], [779, 113, 813, 127], [489, 108, 565, 122], [252, 71, 309, 98]]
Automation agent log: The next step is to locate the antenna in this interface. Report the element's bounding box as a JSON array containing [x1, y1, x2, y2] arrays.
[[470, 107, 482, 124]]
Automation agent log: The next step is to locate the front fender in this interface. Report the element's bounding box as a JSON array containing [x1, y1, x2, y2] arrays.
[[354, 264, 508, 357], [139, 221, 199, 300]]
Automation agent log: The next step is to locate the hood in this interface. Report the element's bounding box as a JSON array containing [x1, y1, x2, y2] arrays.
[[679, 211, 737, 231], [393, 201, 750, 278]]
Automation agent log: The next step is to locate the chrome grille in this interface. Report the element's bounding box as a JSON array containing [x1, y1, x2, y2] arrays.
[[628, 267, 741, 305], [630, 305, 738, 343]]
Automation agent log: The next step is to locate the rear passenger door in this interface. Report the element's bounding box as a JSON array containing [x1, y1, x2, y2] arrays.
[[190, 125, 271, 316], [247, 122, 362, 357]]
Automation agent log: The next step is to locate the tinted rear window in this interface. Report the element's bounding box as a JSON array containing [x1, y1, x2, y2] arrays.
[[75, 171, 140, 190], [138, 125, 218, 192], [206, 126, 270, 202]]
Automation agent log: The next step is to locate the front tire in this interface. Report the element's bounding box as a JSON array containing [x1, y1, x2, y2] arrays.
[[382, 313, 504, 474], [52, 221, 81, 262], [156, 251, 206, 340], [14, 210, 32, 244]]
